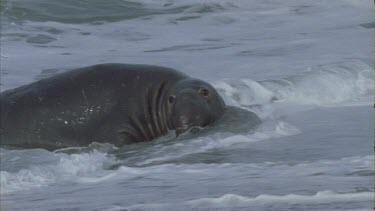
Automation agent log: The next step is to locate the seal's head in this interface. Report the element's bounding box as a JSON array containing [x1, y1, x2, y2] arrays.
[[165, 78, 226, 135]]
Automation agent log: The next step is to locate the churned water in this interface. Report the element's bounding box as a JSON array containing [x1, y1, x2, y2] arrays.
[[0, 0, 373, 210]]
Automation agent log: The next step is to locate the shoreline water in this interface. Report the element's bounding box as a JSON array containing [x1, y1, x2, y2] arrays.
[[0, 0, 373, 210]]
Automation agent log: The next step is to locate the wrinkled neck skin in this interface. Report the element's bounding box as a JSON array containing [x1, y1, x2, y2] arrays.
[[120, 80, 174, 143], [120, 78, 226, 144]]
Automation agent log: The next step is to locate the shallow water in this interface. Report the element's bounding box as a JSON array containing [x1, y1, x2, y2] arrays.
[[0, 0, 373, 210]]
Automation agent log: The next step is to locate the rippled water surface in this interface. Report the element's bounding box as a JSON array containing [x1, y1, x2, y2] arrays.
[[0, 0, 373, 210]]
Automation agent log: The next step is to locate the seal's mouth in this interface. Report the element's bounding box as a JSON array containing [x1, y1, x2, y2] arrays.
[[175, 125, 203, 137], [175, 124, 191, 137]]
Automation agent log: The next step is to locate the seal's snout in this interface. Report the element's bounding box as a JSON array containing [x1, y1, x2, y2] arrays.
[[172, 90, 212, 134], [166, 78, 226, 136]]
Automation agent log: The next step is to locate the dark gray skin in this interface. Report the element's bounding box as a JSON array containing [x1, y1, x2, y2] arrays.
[[0, 64, 226, 150]]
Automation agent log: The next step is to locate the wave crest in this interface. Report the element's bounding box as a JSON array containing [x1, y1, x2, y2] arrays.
[[214, 60, 373, 107]]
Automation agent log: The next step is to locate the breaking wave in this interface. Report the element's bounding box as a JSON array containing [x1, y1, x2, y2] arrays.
[[214, 60, 373, 107]]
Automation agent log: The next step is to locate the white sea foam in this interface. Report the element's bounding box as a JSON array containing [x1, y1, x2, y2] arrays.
[[122, 190, 373, 210], [128, 155, 373, 177], [213, 60, 373, 108], [2, 143, 371, 195], [134, 120, 300, 165], [0, 150, 118, 194], [190, 191, 373, 207]]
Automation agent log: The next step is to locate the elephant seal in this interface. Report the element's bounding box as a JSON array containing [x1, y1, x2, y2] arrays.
[[0, 64, 226, 150]]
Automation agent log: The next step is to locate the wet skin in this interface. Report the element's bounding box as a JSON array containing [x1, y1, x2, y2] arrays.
[[0, 64, 226, 150]]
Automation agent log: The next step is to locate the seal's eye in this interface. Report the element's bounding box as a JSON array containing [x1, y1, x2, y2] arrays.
[[168, 95, 175, 104], [199, 88, 209, 97]]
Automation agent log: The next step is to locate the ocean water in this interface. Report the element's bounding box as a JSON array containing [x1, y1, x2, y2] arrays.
[[0, 0, 373, 210]]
